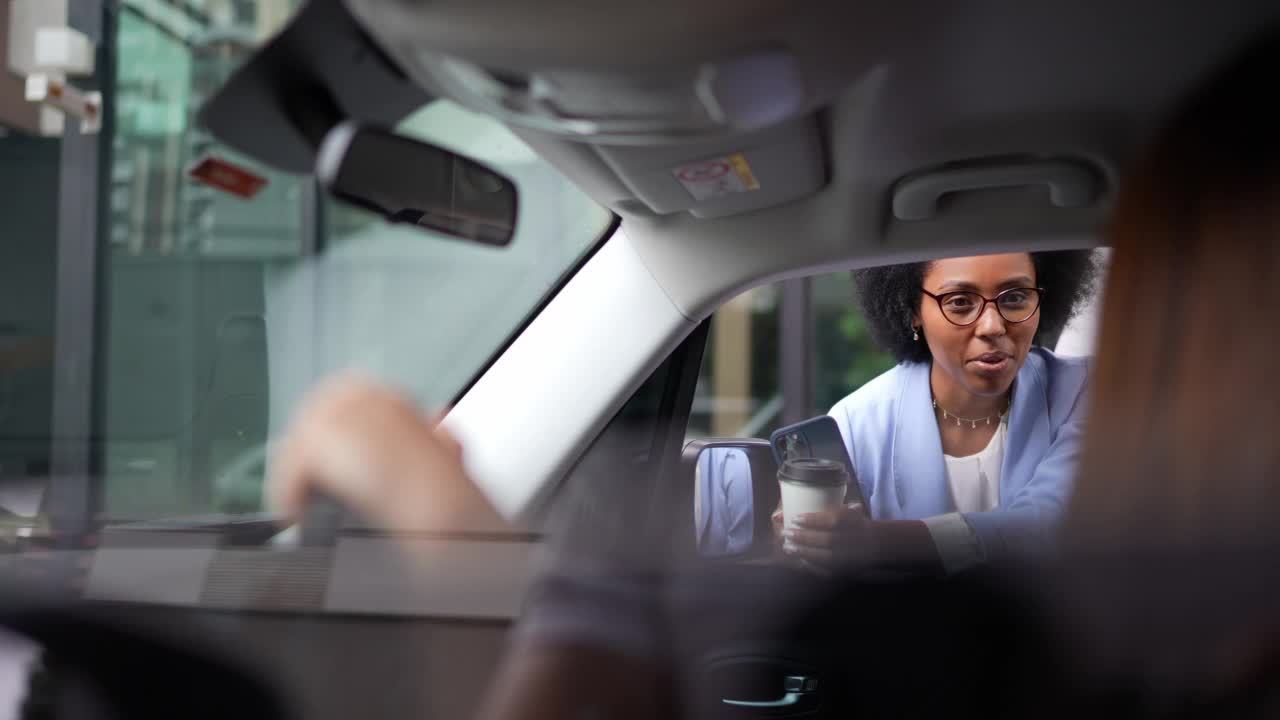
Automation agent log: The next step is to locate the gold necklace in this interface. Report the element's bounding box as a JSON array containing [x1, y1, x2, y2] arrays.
[[932, 397, 1009, 429]]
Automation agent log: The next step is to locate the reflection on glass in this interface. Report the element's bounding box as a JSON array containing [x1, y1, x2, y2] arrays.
[[695, 447, 754, 556], [103, 1, 306, 521], [97, 2, 612, 522]]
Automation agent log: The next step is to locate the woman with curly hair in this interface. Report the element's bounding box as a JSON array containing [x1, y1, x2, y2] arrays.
[[781, 251, 1098, 574]]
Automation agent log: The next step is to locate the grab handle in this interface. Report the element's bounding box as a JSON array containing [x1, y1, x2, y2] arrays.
[[893, 159, 1098, 220]]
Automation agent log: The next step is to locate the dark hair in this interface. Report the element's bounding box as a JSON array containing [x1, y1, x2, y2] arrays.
[[1058, 30, 1280, 699], [1066, 28, 1280, 549], [851, 251, 1098, 363]]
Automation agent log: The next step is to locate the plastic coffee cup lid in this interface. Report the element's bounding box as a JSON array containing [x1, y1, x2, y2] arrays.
[[778, 457, 849, 487]]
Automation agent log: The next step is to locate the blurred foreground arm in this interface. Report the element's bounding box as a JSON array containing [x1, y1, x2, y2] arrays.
[[269, 373, 504, 535], [269, 374, 672, 720]]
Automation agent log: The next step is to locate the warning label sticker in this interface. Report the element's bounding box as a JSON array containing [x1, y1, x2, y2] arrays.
[[672, 153, 760, 201]]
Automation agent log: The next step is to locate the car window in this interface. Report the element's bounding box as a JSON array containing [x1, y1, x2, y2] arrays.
[[686, 272, 895, 441], [1, 0, 613, 534], [689, 255, 1106, 443]]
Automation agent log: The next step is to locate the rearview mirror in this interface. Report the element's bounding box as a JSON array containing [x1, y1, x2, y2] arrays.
[[684, 439, 780, 560], [316, 122, 518, 246]]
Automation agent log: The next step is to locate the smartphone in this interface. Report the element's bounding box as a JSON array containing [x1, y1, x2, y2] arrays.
[[769, 415, 867, 513]]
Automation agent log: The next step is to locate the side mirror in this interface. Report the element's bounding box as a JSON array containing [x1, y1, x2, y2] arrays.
[[683, 439, 780, 560], [316, 121, 519, 246]]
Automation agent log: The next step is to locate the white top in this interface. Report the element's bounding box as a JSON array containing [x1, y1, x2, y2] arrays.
[[922, 420, 1007, 573], [943, 419, 1005, 513]]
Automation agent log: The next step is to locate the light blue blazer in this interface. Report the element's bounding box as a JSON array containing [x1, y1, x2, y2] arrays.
[[828, 347, 1090, 559]]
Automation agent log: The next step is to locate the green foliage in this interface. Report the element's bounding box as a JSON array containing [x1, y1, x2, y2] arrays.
[[812, 293, 895, 412]]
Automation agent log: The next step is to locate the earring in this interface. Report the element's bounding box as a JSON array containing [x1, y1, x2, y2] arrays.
[[912, 327, 920, 341]]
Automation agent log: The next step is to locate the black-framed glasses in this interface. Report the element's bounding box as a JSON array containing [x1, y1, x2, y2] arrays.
[[921, 287, 1045, 326]]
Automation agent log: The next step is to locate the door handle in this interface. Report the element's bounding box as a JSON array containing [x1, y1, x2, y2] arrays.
[[722, 675, 817, 708], [722, 692, 804, 708]]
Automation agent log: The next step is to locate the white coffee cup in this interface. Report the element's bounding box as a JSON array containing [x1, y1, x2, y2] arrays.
[[778, 458, 849, 550]]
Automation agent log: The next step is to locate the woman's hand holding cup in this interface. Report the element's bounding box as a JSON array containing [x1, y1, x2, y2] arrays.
[[771, 457, 874, 573], [781, 503, 873, 571]]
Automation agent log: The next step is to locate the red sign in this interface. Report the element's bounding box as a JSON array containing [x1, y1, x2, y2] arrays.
[[188, 155, 268, 199]]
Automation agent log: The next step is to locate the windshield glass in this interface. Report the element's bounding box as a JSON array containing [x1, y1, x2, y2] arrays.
[[1, 0, 612, 531]]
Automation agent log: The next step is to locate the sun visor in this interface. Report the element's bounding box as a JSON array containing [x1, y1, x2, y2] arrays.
[[595, 115, 826, 219], [197, 0, 431, 175]]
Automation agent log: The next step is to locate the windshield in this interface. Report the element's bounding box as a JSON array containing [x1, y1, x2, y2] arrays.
[[1, 1, 612, 531]]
